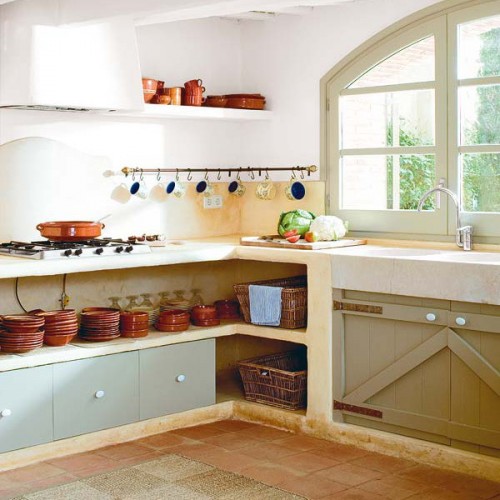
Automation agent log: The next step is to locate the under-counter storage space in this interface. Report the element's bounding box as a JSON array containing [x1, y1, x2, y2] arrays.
[[0, 366, 53, 453], [332, 289, 500, 457], [139, 339, 215, 420], [53, 352, 139, 440]]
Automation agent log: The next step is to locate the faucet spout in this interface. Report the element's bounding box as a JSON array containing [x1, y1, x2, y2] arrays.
[[417, 186, 472, 251]]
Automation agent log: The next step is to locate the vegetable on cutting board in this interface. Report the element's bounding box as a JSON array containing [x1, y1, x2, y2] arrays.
[[308, 215, 348, 241], [277, 209, 316, 237]]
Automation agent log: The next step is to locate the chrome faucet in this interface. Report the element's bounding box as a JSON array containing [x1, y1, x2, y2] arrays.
[[417, 187, 473, 251]]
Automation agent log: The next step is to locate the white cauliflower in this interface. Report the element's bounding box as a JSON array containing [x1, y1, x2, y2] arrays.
[[309, 215, 348, 241]]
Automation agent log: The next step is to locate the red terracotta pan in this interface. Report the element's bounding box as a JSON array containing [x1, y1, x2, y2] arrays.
[[36, 221, 105, 242]]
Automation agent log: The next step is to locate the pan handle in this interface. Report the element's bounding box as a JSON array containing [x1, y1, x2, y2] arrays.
[[36, 223, 44, 231], [100, 223, 106, 229]]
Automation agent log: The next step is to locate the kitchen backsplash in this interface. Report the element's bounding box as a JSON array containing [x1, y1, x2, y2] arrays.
[[0, 137, 325, 241]]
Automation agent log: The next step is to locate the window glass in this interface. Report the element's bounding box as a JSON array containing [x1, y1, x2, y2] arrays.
[[341, 90, 435, 148], [460, 84, 500, 145], [462, 153, 500, 212], [458, 15, 500, 79], [349, 37, 435, 88], [341, 154, 435, 210]]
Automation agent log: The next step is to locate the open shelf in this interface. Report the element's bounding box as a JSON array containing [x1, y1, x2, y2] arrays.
[[117, 104, 273, 121]]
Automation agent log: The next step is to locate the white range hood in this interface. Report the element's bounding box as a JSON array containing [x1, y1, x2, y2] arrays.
[[0, 18, 144, 112]]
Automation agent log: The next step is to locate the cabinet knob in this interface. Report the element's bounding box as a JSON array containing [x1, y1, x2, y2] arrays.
[[176, 374, 186, 383], [1, 409, 12, 418], [95, 390, 105, 399], [425, 313, 436, 322], [455, 317, 467, 326]]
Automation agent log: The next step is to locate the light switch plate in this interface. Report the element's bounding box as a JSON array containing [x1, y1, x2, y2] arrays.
[[203, 195, 223, 209]]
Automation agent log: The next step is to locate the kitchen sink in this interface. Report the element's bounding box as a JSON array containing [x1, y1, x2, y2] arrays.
[[425, 252, 500, 264]]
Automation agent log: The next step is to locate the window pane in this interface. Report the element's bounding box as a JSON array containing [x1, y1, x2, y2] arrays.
[[341, 90, 435, 149], [341, 154, 435, 210], [462, 153, 500, 212], [458, 15, 500, 79], [349, 37, 435, 88], [460, 84, 500, 145]]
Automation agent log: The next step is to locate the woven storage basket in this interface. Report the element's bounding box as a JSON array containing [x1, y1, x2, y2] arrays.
[[238, 350, 307, 410], [233, 275, 307, 329]]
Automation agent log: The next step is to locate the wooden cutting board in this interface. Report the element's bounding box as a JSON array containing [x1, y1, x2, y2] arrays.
[[240, 235, 367, 250]]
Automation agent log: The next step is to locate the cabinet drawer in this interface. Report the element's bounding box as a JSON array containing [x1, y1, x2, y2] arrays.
[[53, 352, 139, 440], [0, 366, 53, 453], [140, 339, 215, 420]]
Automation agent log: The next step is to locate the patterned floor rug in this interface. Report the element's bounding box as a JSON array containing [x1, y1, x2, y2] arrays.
[[13, 454, 303, 499]]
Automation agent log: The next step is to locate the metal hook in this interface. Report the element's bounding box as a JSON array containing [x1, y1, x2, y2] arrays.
[[187, 169, 193, 181], [300, 169, 305, 180], [132, 170, 136, 181], [291, 170, 297, 180], [265, 169, 270, 180], [156, 169, 161, 182], [176, 169, 179, 181], [237, 171, 241, 181], [217, 169, 221, 181], [140, 169, 144, 181], [204, 170, 209, 181], [249, 168, 255, 180]]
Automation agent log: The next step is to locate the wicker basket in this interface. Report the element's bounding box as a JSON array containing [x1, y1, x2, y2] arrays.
[[238, 350, 307, 410], [233, 275, 307, 329]]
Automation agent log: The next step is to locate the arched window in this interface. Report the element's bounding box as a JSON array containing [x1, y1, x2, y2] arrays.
[[323, 0, 500, 240]]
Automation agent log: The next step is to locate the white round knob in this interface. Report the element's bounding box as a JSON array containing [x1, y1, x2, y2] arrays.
[[95, 390, 105, 399], [425, 313, 436, 322], [1, 409, 12, 417], [176, 375, 186, 383], [455, 317, 467, 326]]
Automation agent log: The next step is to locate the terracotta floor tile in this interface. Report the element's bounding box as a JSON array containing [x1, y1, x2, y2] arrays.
[[315, 463, 383, 486], [26, 472, 76, 492], [276, 451, 342, 473], [322, 487, 386, 499], [202, 431, 261, 450], [0, 475, 19, 490], [170, 423, 228, 440], [2, 462, 66, 483], [93, 442, 152, 461], [357, 476, 429, 499], [404, 485, 484, 499], [311, 443, 371, 462], [351, 452, 416, 474], [46, 451, 118, 473], [439, 473, 500, 499], [208, 419, 257, 432], [136, 431, 197, 450], [196, 449, 262, 473], [70, 459, 123, 479], [238, 425, 293, 441], [239, 462, 307, 486], [0, 484, 29, 499], [397, 464, 467, 487], [238, 441, 299, 460], [274, 434, 330, 452], [118, 450, 164, 466], [278, 473, 348, 499], [172, 441, 228, 461]]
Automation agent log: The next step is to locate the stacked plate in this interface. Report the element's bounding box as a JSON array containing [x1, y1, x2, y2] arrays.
[[155, 309, 190, 333], [0, 314, 45, 353], [79, 307, 120, 342], [191, 305, 220, 327], [36, 309, 78, 347], [120, 311, 149, 338], [126, 307, 160, 326]]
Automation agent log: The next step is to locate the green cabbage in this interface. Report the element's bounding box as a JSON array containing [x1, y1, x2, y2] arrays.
[[277, 209, 316, 237]]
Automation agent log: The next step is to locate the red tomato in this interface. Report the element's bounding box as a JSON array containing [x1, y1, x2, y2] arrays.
[[286, 235, 300, 243], [283, 229, 298, 238]]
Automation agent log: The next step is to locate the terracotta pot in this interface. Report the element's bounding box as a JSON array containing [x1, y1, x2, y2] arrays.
[[36, 221, 105, 242], [142, 78, 158, 103]]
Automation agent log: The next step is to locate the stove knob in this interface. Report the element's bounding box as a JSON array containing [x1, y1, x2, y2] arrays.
[[95, 248, 104, 255], [63, 249, 73, 257], [115, 246, 124, 253], [125, 246, 134, 253], [74, 249, 83, 256]]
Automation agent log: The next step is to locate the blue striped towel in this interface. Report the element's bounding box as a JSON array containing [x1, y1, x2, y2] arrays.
[[249, 285, 282, 326]]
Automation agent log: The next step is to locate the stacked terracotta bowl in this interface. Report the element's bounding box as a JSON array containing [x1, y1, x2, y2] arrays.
[[79, 307, 120, 342], [214, 300, 241, 320], [0, 314, 45, 353], [120, 311, 149, 338], [36, 309, 78, 346], [191, 305, 220, 327], [155, 309, 190, 333]]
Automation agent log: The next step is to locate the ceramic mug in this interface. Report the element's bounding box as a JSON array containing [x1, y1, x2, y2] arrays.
[[285, 180, 306, 201], [111, 182, 131, 204], [196, 179, 214, 196], [130, 180, 148, 200], [255, 179, 276, 200], [228, 180, 246, 197], [166, 180, 186, 198]]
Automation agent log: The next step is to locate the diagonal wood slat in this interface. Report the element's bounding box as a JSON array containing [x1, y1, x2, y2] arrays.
[[344, 328, 449, 404], [448, 329, 500, 397]]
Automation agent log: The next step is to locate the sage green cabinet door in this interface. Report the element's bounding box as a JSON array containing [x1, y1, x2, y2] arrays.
[[53, 352, 139, 440], [0, 366, 53, 453], [140, 339, 215, 420]]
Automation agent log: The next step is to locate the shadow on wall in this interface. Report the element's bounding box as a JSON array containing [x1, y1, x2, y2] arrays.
[[0, 137, 325, 241]]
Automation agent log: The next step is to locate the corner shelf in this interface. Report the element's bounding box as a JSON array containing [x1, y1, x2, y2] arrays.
[[117, 104, 273, 121]]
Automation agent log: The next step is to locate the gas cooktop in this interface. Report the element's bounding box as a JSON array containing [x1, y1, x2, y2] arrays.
[[0, 239, 152, 260]]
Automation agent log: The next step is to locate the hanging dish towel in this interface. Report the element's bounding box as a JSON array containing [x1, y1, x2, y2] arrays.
[[249, 284, 282, 326]]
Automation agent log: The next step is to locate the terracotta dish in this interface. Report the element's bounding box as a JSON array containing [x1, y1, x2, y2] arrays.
[[223, 94, 266, 110], [36, 221, 105, 242], [203, 96, 228, 108]]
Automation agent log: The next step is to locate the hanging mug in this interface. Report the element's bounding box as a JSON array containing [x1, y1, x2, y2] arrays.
[[255, 172, 276, 200], [285, 174, 306, 201], [196, 173, 214, 196], [228, 174, 246, 197]]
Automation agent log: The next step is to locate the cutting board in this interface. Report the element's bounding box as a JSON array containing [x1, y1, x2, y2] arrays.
[[240, 235, 367, 250]]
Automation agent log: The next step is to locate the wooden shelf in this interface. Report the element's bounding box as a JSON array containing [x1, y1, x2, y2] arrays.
[[116, 104, 273, 121]]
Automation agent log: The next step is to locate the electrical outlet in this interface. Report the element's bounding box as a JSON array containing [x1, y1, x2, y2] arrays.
[[203, 195, 223, 209]]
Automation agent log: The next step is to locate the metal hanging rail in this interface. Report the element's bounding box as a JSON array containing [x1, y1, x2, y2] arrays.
[[121, 165, 317, 177]]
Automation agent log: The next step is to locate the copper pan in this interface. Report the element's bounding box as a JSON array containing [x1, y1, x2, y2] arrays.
[[36, 221, 105, 242]]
